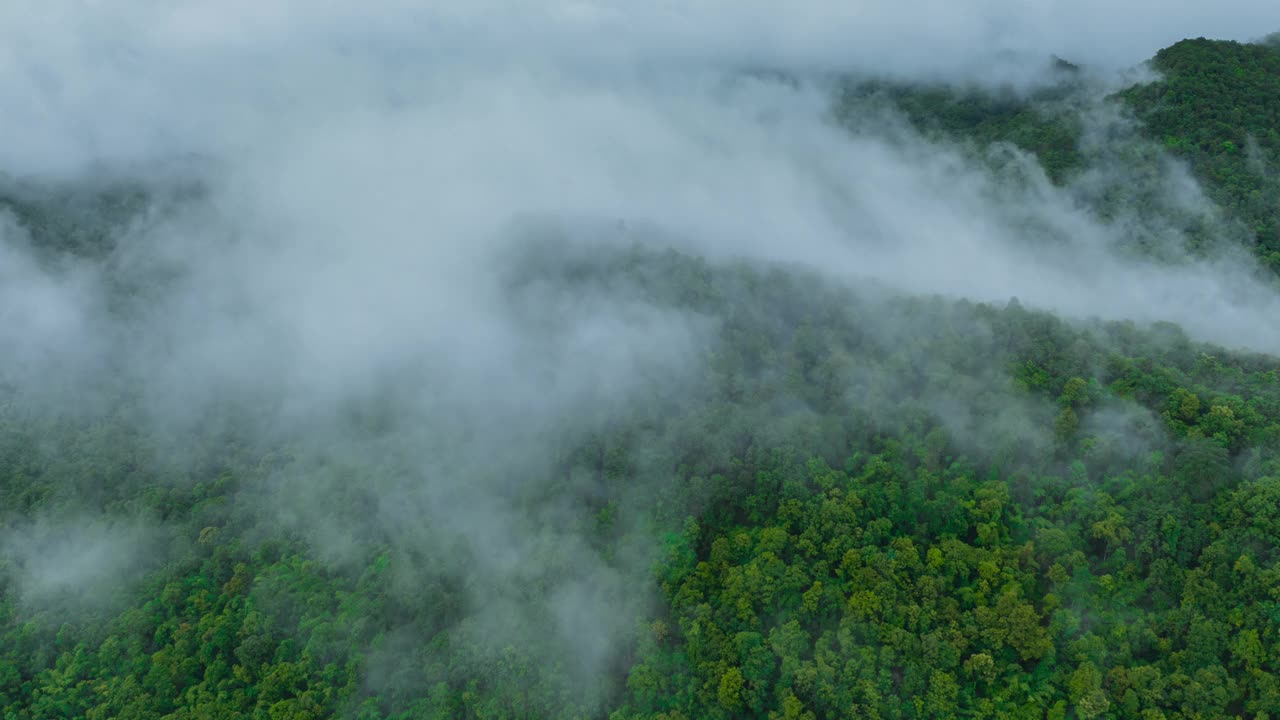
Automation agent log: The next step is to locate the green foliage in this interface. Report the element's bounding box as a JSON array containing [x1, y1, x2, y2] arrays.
[[836, 73, 1085, 183], [8, 239, 1280, 718], [8, 31, 1280, 720], [842, 38, 1280, 271], [1120, 38, 1280, 267]]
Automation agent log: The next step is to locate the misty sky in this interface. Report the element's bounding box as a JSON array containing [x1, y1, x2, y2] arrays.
[[2, 1, 1277, 176], [3, 1, 1280, 400]]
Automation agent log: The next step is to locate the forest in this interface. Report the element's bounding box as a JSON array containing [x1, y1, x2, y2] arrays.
[[4, 26, 1280, 720]]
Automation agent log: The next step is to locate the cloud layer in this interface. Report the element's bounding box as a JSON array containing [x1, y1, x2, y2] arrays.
[[3, 3, 1279, 710]]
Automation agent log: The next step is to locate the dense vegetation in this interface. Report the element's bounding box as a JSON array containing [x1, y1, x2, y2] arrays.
[[845, 37, 1280, 270], [5, 34, 1280, 720], [1122, 39, 1280, 271], [836, 61, 1086, 183]]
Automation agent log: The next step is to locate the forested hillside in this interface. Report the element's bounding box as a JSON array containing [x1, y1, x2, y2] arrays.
[[1122, 39, 1280, 269], [4, 29, 1280, 720], [841, 37, 1280, 272]]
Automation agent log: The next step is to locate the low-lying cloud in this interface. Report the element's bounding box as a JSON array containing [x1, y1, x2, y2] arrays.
[[3, 2, 1279, 711]]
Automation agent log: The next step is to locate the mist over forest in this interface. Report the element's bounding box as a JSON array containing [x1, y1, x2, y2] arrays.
[[4, 4, 1280, 719]]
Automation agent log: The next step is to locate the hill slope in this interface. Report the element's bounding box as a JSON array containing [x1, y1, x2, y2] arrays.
[[4, 34, 1280, 720]]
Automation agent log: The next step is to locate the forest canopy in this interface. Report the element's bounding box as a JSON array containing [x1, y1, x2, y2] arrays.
[[4, 23, 1280, 720]]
